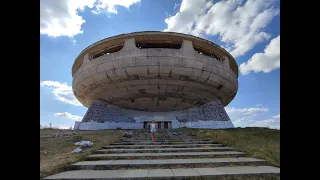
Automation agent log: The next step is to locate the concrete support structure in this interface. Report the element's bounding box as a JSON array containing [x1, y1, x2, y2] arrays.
[[76, 99, 234, 130], [72, 31, 239, 130]]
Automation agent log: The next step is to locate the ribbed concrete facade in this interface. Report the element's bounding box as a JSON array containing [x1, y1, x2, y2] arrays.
[[72, 31, 238, 130]]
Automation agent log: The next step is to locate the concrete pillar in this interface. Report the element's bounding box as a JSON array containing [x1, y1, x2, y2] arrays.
[[181, 40, 195, 59], [73, 121, 81, 130], [83, 53, 92, 63], [122, 38, 137, 51], [222, 56, 230, 69]]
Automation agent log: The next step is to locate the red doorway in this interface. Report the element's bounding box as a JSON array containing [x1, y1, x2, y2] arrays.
[[157, 122, 161, 129], [164, 122, 168, 129]]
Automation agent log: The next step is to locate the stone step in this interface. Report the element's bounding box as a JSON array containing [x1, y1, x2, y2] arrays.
[[97, 147, 233, 153], [110, 141, 214, 145], [73, 157, 265, 168], [131, 137, 188, 138], [131, 137, 206, 141], [118, 141, 214, 143], [132, 138, 179, 139], [126, 139, 182, 141], [122, 138, 200, 140], [131, 138, 180, 139], [104, 144, 223, 149], [123, 137, 183, 139], [124, 140, 206, 142], [121, 139, 210, 141], [134, 136, 195, 137], [126, 139, 206, 142], [44, 166, 280, 179], [86, 151, 245, 159]]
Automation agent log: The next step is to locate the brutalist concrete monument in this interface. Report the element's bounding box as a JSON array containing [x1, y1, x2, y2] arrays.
[[72, 31, 238, 130]]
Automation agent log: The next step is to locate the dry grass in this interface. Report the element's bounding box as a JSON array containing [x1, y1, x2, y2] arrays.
[[40, 129, 125, 179], [191, 175, 280, 180], [184, 127, 280, 167]]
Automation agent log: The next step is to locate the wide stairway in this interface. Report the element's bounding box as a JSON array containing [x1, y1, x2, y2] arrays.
[[45, 129, 280, 179]]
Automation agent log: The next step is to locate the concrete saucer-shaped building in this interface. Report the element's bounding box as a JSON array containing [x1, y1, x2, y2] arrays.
[[72, 31, 238, 130]]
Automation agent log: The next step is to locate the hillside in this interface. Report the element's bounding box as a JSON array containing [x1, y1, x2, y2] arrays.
[[40, 129, 125, 178], [184, 127, 280, 167]]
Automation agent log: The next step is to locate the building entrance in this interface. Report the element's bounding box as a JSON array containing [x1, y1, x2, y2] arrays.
[[143, 121, 171, 129], [164, 121, 168, 128]]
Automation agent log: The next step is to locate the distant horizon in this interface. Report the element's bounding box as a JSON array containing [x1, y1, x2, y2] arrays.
[[40, 122, 280, 130]]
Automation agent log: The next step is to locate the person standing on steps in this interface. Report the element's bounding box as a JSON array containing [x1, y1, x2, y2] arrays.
[[150, 120, 156, 141]]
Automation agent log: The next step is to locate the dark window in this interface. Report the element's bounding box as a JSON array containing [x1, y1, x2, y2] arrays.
[[92, 45, 124, 59], [194, 47, 221, 60], [136, 43, 181, 49]]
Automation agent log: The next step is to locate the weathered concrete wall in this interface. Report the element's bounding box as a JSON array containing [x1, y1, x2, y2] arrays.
[[72, 38, 238, 111], [180, 120, 234, 129], [78, 121, 143, 130], [73, 121, 81, 130], [77, 119, 234, 130], [77, 99, 234, 130]]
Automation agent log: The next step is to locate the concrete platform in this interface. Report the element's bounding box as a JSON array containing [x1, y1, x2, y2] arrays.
[[110, 141, 215, 145], [104, 144, 223, 148], [44, 166, 279, 179], [120, 140, 214, 143], [121, 138, 208, 140], [87, 151, 245, 158], [122, 138, 184, 140], [73, 157, 265, 167], [97, 147, 233, 152]]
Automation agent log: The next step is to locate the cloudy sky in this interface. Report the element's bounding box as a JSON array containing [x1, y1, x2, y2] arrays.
[[40, 0, 280, 129]]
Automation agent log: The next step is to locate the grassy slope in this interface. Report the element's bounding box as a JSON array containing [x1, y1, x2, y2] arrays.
[[40, 129, 125, 179], [184, 127, 280, 167]]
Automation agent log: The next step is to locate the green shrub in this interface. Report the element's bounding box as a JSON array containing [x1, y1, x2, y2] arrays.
[[72, 135, 83, 142]]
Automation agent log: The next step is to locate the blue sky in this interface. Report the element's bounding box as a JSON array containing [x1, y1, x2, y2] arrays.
[[40, 0, 280, 129]]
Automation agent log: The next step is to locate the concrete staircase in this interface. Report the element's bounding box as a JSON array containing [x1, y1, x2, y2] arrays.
[[44, 129, 280, 179]]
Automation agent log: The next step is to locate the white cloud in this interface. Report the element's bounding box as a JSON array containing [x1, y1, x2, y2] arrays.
[[40, 0, 95, 37], [164, 0, 210, 35], [92, 0, 141, 14], [55, 112, 83, 121], [239, 35, 280, 75], [174, 3, 180, 10], [164, 0, 279, 58], [40, 0, 141, 37], [226, 106, 280, 129], [71, 37, 77, 46], [40, 80, 82, 106], [273, 114, 280, 119], [256, 104, 262, 106], [226, 107, 269, 116], [54, 125, 72, 129]]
